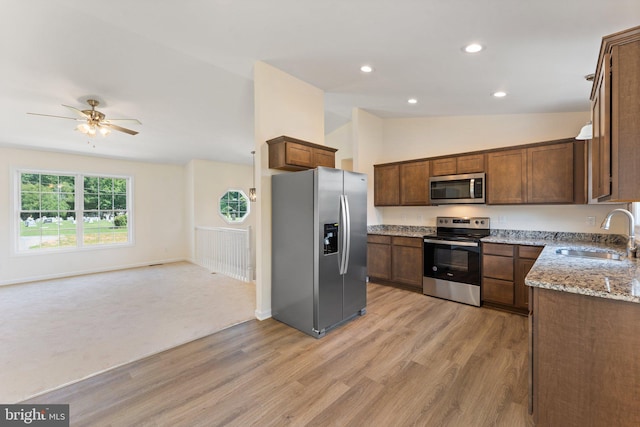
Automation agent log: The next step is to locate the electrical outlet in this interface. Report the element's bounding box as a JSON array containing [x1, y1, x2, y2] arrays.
[[417, 215, 424, 221], [401, 214, 407, 222], [586, 216, 596, 226]]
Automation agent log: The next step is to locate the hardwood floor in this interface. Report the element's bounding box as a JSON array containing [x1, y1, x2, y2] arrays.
[[25, 283, 534, 426]]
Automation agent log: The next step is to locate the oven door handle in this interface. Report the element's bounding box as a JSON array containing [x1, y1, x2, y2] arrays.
[[423, 238, 479, 248]]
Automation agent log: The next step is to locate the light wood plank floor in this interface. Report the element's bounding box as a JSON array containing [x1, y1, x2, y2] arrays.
[[25, 283, 534, 427]]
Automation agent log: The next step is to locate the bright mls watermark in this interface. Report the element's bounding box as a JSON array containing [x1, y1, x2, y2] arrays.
[[0, 405, 69, 426]]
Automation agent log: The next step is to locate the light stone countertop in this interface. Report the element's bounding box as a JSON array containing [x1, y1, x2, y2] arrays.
[[369, 225, 640, 303], [484, 232, 639, 304]]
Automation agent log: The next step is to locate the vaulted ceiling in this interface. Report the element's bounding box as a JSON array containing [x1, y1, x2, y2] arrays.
[[1, 1, 639, 165]]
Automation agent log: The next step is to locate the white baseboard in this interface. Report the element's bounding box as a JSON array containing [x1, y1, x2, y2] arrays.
[[254, 309, 272, 321]]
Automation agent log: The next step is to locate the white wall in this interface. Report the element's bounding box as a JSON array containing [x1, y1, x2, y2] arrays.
[[186, 159, 256, 271], [253, 61, 325, 320], [326, 122, 353, 169], [0, 147, 188, 285], [352, 111, 628, 234]]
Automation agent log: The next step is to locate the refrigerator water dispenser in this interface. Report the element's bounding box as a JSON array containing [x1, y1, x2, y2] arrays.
[[323, 223, 338, 255]]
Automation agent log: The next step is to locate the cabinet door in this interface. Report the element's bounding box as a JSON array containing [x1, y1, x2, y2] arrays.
[[457, 154, 485, 174], [374, 164, 400, 206], [400, 160, 430, 205], [431, 158, 457, 176], [515, 258, 537, 309], [367, 242, 391, 280], [527, 143, 574, 203], [313, 148, 335, 168], [285, 143, 313, 168], [391, 244, 423, 288], [487, 149, 527, 204], [483, 277, 515, 305]]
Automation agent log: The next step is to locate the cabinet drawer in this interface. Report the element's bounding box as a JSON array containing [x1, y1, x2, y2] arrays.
[[368, 234, 391, 244], [483, 254, 514, 281], [391, 236, 422, 247], [519, 245, 543, 259], [483, 243, 515, 257], [483, 277, 515, 305]]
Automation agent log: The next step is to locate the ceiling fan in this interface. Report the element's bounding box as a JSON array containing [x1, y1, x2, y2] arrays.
[[27, 99, 141, 137]]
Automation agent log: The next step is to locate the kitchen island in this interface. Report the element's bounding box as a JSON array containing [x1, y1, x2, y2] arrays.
[[524, 243, 640, 426]]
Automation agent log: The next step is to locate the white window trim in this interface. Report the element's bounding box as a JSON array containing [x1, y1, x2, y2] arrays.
[[218, 188, 250, 224], [12, 168, 134, 255]]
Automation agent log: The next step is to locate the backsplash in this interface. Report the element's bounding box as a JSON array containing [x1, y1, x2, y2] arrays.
[[367, 224, 435, 235]]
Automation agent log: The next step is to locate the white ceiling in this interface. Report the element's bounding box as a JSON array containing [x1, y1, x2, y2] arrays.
[[1, 1, 639, 165]]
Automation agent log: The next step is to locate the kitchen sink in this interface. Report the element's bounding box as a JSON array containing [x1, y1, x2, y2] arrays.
[[555, 248, 621, 261]]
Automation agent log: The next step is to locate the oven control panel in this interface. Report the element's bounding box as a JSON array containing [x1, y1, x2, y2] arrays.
[[436, 216, 490, 229]]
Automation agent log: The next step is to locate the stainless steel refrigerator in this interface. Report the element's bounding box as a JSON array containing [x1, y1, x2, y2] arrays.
[[272, 167, 367, 338]]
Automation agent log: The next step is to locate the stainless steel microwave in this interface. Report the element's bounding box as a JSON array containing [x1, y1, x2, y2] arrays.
[[429, 173, 485, 204]]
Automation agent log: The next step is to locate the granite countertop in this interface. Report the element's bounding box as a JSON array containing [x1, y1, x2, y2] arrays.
[[369, 225, 640, 303], [367, 225, 434, 238], [484, 230, 639, 304]]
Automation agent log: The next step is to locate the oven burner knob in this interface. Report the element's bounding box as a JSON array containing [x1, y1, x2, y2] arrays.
[[432, 266, 438, 272]]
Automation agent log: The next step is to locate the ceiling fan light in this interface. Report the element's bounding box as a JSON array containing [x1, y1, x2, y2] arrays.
[[87, 125, 96, 137], [77, 123, 90, 134], [99, 126, 111, 136]]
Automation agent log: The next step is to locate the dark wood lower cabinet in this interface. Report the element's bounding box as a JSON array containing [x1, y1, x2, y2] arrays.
[[367, 235, 391, 280], [482, 243, 542, 315], [531, 287, 640, 426], [367, 235, 423, 291]]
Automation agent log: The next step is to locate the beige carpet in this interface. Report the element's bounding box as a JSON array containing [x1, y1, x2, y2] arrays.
[[0, 261, 256, 403]]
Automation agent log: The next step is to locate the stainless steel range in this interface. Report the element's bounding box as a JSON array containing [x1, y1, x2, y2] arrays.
[[423, 216, 490, 306]]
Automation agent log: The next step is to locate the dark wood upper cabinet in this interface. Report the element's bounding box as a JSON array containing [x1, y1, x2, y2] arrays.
[[267, 135, 337, 171], [374, 139, 585, 206], [590, 26, 640, 202], [431, 154, 484, 176], [487, 149, 527, 204], [374, 164, 400, 206], [527, 143, 574, 203], [399, 160, 430, 205], [487, 140, 585, 205]]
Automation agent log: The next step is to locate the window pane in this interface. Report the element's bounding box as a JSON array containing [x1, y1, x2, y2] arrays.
[[61, 193, 75, 210], [21, 192, 40, 210], [84, 176, 99, 194], [113, 178, 127, 194], [99, 177, 114, 194], [84, 194, 98, 210], [41, 175, 58, 192], [114, 194, 127, 210], [59, 176, 75, 192], [41, 193, 59, 211], [21, 173, 40, 191], [99, 195, 114, 210]]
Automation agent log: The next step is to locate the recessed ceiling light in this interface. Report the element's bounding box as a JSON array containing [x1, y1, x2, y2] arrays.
[[408, 98, 418, 104], [360, 65, 373, 73], [492, 91, 507, 98], [463, 43, 483, 53]]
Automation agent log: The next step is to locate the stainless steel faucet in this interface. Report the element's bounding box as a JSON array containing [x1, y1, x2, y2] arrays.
[[600, 208, 637, 257]]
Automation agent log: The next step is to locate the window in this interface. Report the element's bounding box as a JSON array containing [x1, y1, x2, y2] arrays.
[[218, 190, 250, 223], [17, 170, 132, 252]]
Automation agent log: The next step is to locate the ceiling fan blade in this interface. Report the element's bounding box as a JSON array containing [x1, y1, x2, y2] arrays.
[[102, 123, 139, 135], [104, 118, 142, 124], [62, 104, 90, 118], [27, 112, 83, 121]]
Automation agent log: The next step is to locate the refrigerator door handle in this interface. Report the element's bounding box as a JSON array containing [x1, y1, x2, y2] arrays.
[[339, 195, 348, 275], [343, 195, 351, 275]]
